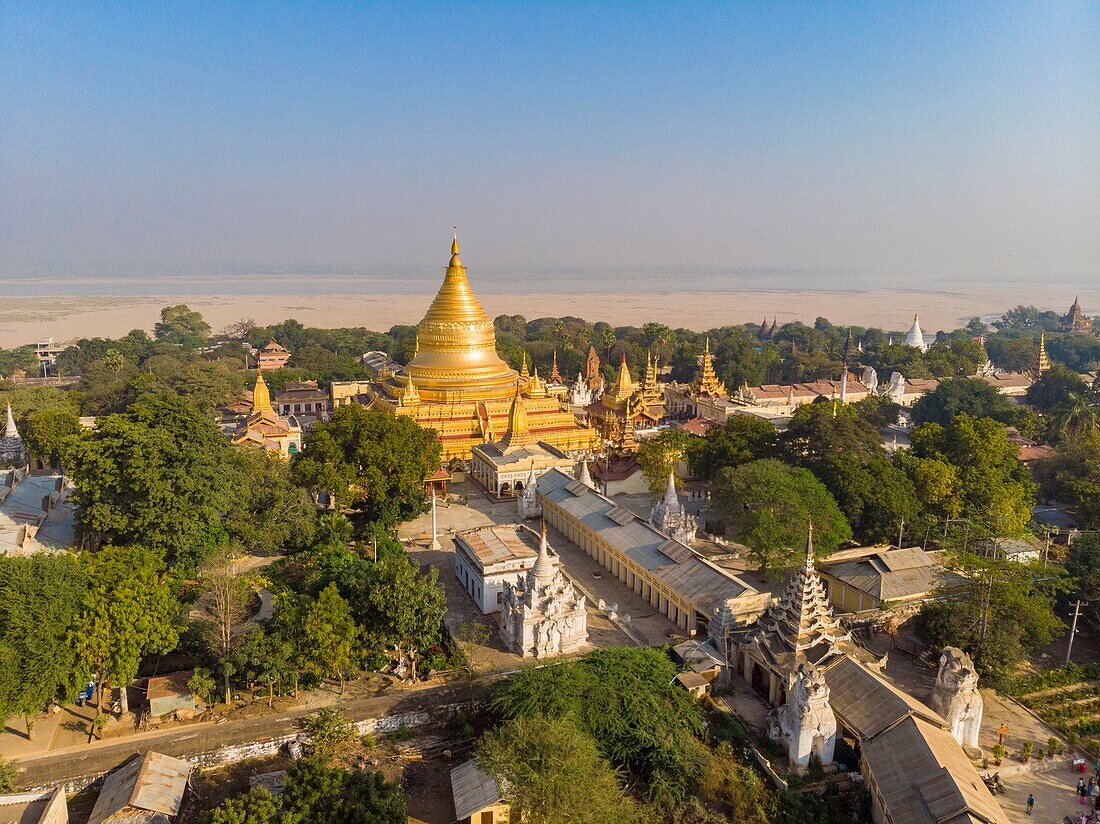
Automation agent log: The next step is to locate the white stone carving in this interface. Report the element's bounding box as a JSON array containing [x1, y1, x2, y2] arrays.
[[770, 664, 837, 772], [518, 465, 541, 520], [930, 646, 983, 750]]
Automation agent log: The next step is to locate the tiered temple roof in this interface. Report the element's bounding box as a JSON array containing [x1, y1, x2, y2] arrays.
[[1032, 332, 1050, 377], [694, 338, 727, 397], [743, 525, 852, 672]]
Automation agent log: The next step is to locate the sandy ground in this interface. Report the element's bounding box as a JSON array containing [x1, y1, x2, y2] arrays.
[[1, 285, 1094, 347]]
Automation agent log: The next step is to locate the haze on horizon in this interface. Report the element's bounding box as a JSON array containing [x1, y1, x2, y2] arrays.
[[1, 3, 1097, 293]]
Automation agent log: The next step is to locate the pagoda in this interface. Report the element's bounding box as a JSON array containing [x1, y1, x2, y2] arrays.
[[232, 369, 302, 457], [1032, 332, 1051, 378], [586, 353, 660, 450], [0, 404, 29, 468], [363, 234, 597, 461], [1063, 297, 1094, 334], [736, 524, 853, 705], [693, 338, 727, 397]]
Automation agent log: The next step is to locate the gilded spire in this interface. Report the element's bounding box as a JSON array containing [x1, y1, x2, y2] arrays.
[[1033, 332, 1050, 377], [252, 367, 273, 412], [400, 375, 421, 406], [449, 227, 462, 269], [519, 352, 530, 380], [610, 352, 634, 399], [550, 349, 563, 384], [695, 336, 726, 397], [500, 384, 531, 452]]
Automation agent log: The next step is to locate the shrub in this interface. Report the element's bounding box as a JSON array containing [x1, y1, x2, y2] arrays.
[[300, 708, 355, 761]]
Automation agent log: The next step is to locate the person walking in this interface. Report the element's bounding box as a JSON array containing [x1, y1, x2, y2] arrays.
[[1026, 793, 1035, 815]]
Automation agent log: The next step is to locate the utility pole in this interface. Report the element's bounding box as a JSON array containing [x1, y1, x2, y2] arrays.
[[1066, 600, 1084, 667]]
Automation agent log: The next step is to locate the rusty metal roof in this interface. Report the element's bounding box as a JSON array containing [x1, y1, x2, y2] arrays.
[[88, 751, 191, 824]]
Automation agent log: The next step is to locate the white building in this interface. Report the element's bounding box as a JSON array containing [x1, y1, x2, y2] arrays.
[[453, 524, 543, 614], [650, 468, 698, 545]]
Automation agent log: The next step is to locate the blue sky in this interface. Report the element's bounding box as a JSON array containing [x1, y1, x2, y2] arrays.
[[1, 2, 1096, 289]]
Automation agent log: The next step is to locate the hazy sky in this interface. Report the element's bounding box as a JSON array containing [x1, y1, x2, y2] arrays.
[[1, 3, 1097, 289]]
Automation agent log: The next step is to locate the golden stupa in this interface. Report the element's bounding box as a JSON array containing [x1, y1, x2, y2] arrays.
[[366, 233, 598, 460]]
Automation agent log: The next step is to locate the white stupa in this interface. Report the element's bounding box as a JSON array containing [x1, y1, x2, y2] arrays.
[[903, 313, 929, 352]]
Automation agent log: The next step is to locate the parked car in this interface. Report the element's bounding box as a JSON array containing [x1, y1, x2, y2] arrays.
[[75, 681, 96, 707]]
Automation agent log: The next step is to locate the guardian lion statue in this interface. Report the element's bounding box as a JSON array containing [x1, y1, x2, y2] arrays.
[[930, 646, 983, 750]]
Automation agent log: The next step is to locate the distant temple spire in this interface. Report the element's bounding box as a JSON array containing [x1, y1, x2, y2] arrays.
[[252, 366, 273, 412], [1033, 332, 1050, 377]]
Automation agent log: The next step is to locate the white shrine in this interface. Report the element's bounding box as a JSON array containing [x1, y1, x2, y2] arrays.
[[650, 468, 698, 545], [0, 404, 28, 468], [904, 313, 929, 352], [499, 522, 588, 659]]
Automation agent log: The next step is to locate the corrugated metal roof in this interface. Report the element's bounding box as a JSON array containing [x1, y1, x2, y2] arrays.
[[88, 751, 191, 824], [455, 525, 539, 569], [862, 716, 1009, 823], [823, 656, 946, 739], [450, 759, 502, 820], [820, 547, 942, 601], [538, 469, 760, 616]]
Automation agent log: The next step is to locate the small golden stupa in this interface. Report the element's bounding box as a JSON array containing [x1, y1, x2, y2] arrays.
[[365, 233, 597, 460]]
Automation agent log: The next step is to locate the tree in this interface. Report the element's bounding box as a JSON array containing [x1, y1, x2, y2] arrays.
[[279, 758, 406, 824], [187, 668, 217, 704], [1066, 534, 1100, 629], [478, 716, 647, 824], [194, 552, 254, 703], [1026, 365, 1088, 413], [686, 415, 777, 481], [1036, 429, 1100, 528], [201, 759, 406, 824], [635, 428, 690, 493], [911, 377, 1016, 427], [291, 405, 441, 526], [154, 304, 211, 349], [0, 554, 87, 738], [303, 585, 357, 696], [1047, 393, 1100, 443], [363, 553, 446, 682], [72, 546, 179, 738], [20, 408, 81, 469], [915, 552, 1069, 679], [62, 393, 238, 562], [910, 415, 1036, 536], [203, 787, 280, 824], [491, 648, 706, 806], [230, 627, 294, 706], [711, 459, 851, 574], [299, 708, 355, 761], [225, 447, 316, 554]]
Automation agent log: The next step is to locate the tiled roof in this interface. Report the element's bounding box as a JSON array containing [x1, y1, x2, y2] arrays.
[[455, 524, 540, 569]]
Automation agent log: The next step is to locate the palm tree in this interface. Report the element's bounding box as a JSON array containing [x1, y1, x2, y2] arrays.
[[1049, 394, 1100, 442], [316, 511, 354, 546]]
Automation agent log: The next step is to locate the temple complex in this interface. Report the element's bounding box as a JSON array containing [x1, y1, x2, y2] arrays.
[[1063, 296, 1094, 334], [232, 369, 302, 457], [722, 526, 1008, 822], [358, 235, 597, 460], [468, 388, 575, 498], [0, 404, 29, 468], [498, 522, 588, 658], [586, 354, 661, 449]]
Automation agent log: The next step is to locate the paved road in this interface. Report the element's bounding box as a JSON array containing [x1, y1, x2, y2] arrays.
[[13, 679, 492, 791]]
